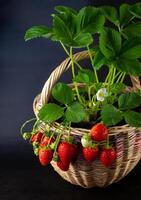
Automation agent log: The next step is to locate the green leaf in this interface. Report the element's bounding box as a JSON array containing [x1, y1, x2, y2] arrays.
[[93, 50, 107, 70], [38, 103, 64, 122], [109, 83, 125, 94], [115, 58, 141, 75], [124, 111, 141, 127], [100, 6, 119, 26], [73, 32, 93, 48], [55, 6, 77, 14], [24, 26, 54, 41], [65, 102, 86, 123], [77, 6, 105, 34], [99, 28, 121, 59], [120, 37, 141, 59], [53, 15, 72, 44], [52, 83, 73, 104], [129, 3, 141, 19], [118, 92, 141, 110], [74, 69, 95, 84], [101, 104, 123, 126], [53, 12, 93, 47], [119, 3, 133, 27], [123, 23, 141, 38], [55, 11, 77, 36]]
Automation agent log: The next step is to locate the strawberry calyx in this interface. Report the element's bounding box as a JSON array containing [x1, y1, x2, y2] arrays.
[[50, 141, 56, 150], [44, 131, 52, 138], [65, 136, 76, 145]]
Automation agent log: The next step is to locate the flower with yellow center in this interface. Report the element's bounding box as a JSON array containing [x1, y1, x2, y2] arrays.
[[96, 88, 108, 102]]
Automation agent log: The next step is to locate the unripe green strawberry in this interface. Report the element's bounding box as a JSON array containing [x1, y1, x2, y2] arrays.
[[81, 133, 93, 147], [22, 132, 31, 140], [32, 141, 39, 148], [34, 148, 39, 156]]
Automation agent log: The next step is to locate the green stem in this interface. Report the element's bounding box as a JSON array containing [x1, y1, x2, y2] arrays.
[[70, 47, 83, 104], [111, 66, 116, 84], [20, 118, 37, 135], [53, 131, 62, 156], [60, 42, 69, 56], [120, 72, 126, 83], [87, 45, 99, 83], [116, 72, 124, 83], [60, 42, 82, 70], [70, 47, 75, 78], [106, 135, 110, 148], [104, 67, 112, 84]]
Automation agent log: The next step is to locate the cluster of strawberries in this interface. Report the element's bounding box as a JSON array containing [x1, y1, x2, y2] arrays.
[[23, 123, 116, 171], [29, 131, 79, 171], [81, 123, 116, 167]]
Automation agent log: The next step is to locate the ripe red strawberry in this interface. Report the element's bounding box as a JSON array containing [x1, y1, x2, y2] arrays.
[[90, 123, 108, 142], [58, 141, 78, 165], [82, 146, 99, 162], [39, 148, 53, 166], [57, 161, 69, 171], [31, 132, 43, 143], [100, 148, 116, 167], [40, 136, 55, 147]]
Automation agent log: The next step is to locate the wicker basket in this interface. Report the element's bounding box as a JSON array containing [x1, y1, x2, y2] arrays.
[[33, 51, 141, 188]]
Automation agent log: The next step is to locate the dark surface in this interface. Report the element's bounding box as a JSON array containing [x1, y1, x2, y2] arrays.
[[0, 0, 141, 199]]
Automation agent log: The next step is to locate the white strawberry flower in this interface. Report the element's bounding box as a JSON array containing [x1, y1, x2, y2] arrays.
[[96, 88, 108, 102]]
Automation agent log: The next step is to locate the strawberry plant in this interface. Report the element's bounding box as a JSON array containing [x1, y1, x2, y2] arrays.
[[21, 3, 141, 170]]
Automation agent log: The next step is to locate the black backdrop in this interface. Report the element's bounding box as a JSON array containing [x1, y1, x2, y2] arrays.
[[0, 0, 141, 199]]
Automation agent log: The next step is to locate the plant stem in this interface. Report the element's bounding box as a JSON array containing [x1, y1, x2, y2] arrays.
[[116, 72, 125, 83], [87, 45, 99, 83], [20, 118, 37, 135], [120, 72, 126, 83], [60, 42, 82, 70], [70, 47, 83, 104], [111, 66, 116, 84], [53, 131, 62, 156], [60, 42, 70, 56]]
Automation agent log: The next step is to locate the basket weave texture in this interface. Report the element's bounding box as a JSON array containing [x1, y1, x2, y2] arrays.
[[33, 51, 141, 188]]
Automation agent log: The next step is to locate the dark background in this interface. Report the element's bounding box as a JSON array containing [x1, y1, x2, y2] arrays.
[[0, 0, 141, 199]]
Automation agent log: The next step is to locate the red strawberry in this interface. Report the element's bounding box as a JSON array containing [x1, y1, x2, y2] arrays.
[[31, 132, 43, 143], [100, 148, 116, 167], [90, 123, 108, 142], [57, 161, 69, 171], [39, 148, 53, 166], [58, 141, 78, 165], [83, 146, 99, 162], [40, 136, 55, 147]]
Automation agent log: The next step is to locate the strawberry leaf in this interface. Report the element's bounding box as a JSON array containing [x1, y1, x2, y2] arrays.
[[52, 83, 73, 104], [118, 92, 141, 110], [24, 26, 54, 41], [65, 102, 86, 123], [99, 28, 121, 59], [124, 111, 141, 127], [38, 103, 64, 123], [101, 104, 123, 126]]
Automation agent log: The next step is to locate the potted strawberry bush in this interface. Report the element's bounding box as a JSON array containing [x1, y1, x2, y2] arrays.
[[21, 3, 141, 188]]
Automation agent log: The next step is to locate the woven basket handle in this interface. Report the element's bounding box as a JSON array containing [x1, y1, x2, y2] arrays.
[[40, 51, 141, 105]]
